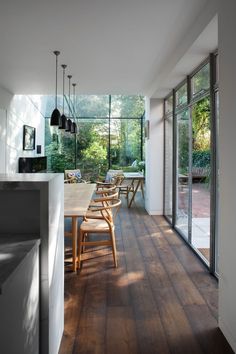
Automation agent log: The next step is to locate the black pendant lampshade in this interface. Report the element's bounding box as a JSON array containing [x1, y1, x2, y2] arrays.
[[59, 113, 67, 129], [65, 119, 72, 132], [71, 122, 77, 134], [50, 51, 61, 126], [59, 64, 68, 129]]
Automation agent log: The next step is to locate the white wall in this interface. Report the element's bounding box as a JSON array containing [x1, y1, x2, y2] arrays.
[[0, 174, 64, 354], [0, 109, 7, 173], [0, 87, 45, 173], [0, 241, 39, 354], [218, 1, 236, 351], [0, 87, 12, 173], [145, 98, 164, 215]]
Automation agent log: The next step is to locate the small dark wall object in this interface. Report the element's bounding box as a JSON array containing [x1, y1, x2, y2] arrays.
[[19, 156, 47, 173], [23, 125, 35, 150], [36, 145, 41, 154]]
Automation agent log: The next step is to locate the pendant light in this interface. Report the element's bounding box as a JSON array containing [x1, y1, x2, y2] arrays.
[[65, 75, 72, 132], [59, 64, 68, 130], [50, 51, 61, 126], [71, 83, 78, 134]]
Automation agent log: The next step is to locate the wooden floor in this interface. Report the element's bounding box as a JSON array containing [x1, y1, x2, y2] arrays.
[[59, 195, 233, 354]]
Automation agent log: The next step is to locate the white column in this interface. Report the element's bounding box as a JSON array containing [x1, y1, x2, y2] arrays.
[[218, 1, 236, 351], [145, 97, 164, 215]]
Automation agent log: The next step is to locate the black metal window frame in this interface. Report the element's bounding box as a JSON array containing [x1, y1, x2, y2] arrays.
[[163, 54, 219, 276], [45, 94, 145, 170]]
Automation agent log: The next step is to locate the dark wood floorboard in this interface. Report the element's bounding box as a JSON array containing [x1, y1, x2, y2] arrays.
[[59, 194, 234, 354]]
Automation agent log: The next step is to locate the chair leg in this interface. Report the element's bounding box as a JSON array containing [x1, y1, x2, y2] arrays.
[[78, 229, 83, 269], [82, 232, 87, 253], [110, 228, 117, 267]]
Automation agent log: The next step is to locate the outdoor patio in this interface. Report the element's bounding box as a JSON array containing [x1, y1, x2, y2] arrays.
[[178, 182, 210, 260]]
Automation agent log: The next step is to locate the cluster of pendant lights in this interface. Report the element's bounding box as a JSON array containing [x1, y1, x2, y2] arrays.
[[50, 50, 77, 134]]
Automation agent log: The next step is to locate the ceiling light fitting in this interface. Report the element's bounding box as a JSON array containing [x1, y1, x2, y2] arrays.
[[65, 75, 72, 132], [71, 83, 78, 134], [50, 51, 61, 126], [59, 64, 68, 130]]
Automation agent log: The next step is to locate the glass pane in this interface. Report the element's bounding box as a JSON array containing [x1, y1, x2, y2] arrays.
[[175, 83, 187, 107], [165, 95, 173, 114], [29, 95, 64, 117], [111, 95, 144, 118], [215, 91, 219, 273], [74, 95, 109, 117], [192, 63, 210, 97], [191, 96, 211, 261], [216, 54, 219, 85], [110, 119, 142, 169], [45, 119, 76, 172], [76, 119, 109, 181], [164, 114, 173, 221], [176, 109, 189, 237]]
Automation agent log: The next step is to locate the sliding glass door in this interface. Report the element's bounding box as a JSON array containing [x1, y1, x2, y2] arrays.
[[176, 109, 189, 238], [164, 113, 173, 222], [191, 97, 211, 261], [164, 95, 173, 222], [164, 55, 219, 274]]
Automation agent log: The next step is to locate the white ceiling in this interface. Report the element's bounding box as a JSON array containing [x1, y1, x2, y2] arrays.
[[0, 0, 217, 97]]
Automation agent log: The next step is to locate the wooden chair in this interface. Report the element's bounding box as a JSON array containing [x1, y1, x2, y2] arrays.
[[96, 170, 123, 189], [114, 175, 133, 200], [86, 189, 119, 218], [64, 169, 86, 183], [96, 174, 132, 205], [78, 197, 121, 268]]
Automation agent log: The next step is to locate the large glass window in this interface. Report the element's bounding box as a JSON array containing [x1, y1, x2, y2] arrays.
[[164, 113, 173, 221], [176, 109, 190, 238], [215, 90, 219, 274], [74, 95, 109, 118], [164, 57, 218, 274], [191, 63, 210, 98], [40, 95, 145, 179], [76, 119, 109, 180], [45, 120, 76, 172], [191, 97, 211, 261], [110, 119, 142, 168], [175, 83, 187, 108], [111, 95, 145, 118], [215, 54, 219, 85], [165, 95, 173, 114]]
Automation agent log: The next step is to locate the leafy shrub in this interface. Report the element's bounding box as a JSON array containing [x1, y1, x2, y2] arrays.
[[192, 150, 210, 168]]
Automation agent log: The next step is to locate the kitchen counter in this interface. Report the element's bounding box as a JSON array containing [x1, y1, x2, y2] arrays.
[[0, 236, 40, 294]]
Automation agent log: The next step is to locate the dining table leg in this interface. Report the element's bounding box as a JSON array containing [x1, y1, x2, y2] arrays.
[[128, 179, 141, 208], [72, 216, 78, 272], [140, 180, 145, 199]]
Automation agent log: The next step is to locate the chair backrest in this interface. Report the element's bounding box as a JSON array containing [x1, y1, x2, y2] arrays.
[[65, 169, 82, 183], [105, 169, 123, 182], [95, 185, 117, 196], [90, 197, 121, 227], [101, 198, 121, 226], [94, 190, 119, 203], [112, 174, 124, 186]]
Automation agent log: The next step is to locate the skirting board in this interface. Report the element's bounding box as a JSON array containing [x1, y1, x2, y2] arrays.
[[145, 208, 163, 215], [219, 317, 236, 353]]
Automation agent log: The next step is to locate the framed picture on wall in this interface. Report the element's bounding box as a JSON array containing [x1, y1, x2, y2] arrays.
[[23, 125, 35, 150]]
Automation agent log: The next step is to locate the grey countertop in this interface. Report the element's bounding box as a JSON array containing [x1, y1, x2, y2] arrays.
[[0, 236, 40, 294], [0, 173, 62, 183]]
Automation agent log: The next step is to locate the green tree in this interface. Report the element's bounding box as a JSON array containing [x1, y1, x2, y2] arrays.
[[192, 97, 210, 151]]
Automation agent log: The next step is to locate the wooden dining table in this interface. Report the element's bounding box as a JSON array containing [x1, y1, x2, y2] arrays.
[[64, 183, 96, 271], [123, 172, 145, 208]]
